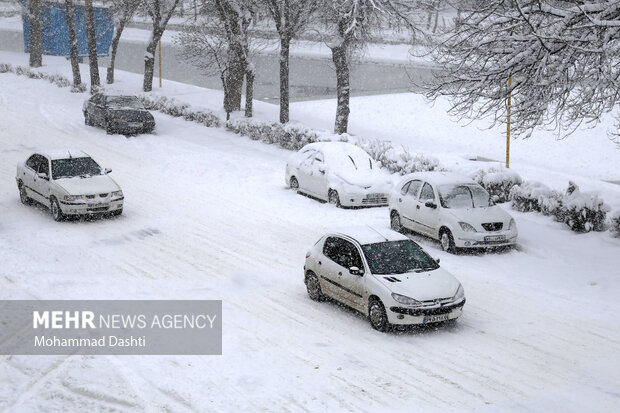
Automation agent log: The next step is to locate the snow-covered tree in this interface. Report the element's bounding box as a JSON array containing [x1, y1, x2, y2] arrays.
[[28, 0, 42, 67], [107, 0, 141, 84], [320, 0, 425, 133], [427, 1, 620, 139], [261, 0, 320, 123], [64, 0, 81, 89], [142, 0, 182, 92]]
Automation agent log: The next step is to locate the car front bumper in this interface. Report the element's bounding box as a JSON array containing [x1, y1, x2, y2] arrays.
[[109, 121, 155, 134], [387, 299, 465, 325], [60, 198, 124, 215], [454, 228, 518, 248]]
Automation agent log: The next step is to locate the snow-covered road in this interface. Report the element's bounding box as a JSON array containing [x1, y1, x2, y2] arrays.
[[1, 72, 619, 412]]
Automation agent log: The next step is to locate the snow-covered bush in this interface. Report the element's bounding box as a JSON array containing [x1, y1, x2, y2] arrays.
[[356, 139, 442, 175], [558, 182, 609, 232], [139, 95, 221, 127], [509, 181, 560, 213], [226, 118, 329, 151], [0, 63, 13, 73], [473, 167, 522, 203], [610, 211, 620, 238], [2, 62, 85, 91]]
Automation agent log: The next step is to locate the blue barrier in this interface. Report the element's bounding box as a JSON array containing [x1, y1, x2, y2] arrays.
[[22, 1, 113, 56]]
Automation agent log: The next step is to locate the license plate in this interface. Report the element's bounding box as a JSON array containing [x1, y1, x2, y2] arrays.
[[484, 235, 506, 242], [128, 122, 142, 128], [423, 314, 450, 324], [366, 193, 384, 199], [87, 203, 102, 208]]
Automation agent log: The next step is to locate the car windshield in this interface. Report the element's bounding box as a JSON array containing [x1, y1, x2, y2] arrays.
[[52, 157, 102, 179], [361, 240, 439, 275], [107, 96, 144, 110], [438, 184, 491, 208]]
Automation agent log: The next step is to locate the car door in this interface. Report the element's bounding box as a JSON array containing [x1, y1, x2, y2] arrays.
[[416, 182, 440, 237], [398, 179, 423, 231], [32, 155, 51, 204], [295, 149, 316, 194], [305, 151, 328, 198], [92, 94, 106, 126], [21, 154, 40, 201], [334, 239, 366, 310], [319, 236, 347, 299]]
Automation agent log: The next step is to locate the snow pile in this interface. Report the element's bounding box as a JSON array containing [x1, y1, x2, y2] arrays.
[[0, 62, 86, 92], [356, 138, 442, 175], [472, 167, 522, 203], [511, 181, 610, 233], [138, 94, 221, 127]]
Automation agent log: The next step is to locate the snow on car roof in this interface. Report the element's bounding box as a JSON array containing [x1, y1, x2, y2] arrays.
[[329, 226, 409, 245], [38, 149, 90, 160], [303, 141, 370, 157], [398, 171, 475, 187]]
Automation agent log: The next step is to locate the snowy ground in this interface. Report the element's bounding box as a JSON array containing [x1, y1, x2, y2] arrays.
[[1, 53, 620, 412]]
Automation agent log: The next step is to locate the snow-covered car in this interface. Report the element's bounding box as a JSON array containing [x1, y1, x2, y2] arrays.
[[285, 142, 391, 207], [16, 150, 124, 221], [304, 227, 465, 331], [83, 94, 155, 135], [389, 172, 518, 252]]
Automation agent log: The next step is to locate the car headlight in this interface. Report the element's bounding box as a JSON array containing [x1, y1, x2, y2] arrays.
[[509, 218, 516, 230], [458, 222, 477, 232], [391, 293, 421, 306], [111, 190, 123, 198], [64, 195, 83, 201], [453, 284, 465, 301]]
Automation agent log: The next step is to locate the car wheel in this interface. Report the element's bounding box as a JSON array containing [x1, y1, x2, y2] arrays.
[[50, 197, 65, 222], [111, 208, 123, 217], [289, 176, 299, 190], [390, 211, 403, 233], [18, 182, 32, 205], [328, 190, 341, 208], [305, 272, 324, 301], [440, 229, 456, 253], [368, 298, 390, 332]]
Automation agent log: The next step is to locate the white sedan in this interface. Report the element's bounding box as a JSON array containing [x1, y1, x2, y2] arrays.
[[304, 227, 465, 331], [16, 150, 124, 221], [285, 142, 391, 207], [389, 172, 518, 252]]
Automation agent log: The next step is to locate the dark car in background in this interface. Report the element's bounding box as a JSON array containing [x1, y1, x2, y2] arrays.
[[83, 94, 155, 135]]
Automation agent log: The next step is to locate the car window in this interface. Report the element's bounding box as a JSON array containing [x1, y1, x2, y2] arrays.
[[419, 182, 435, 201], [51, 157, 102, 179], [26, 155, 39, 170], [107, 96, 145, 110], [323, 237, 363, 269], [400, 181, 410, 195], [362, 240, 439, 275], [407, 180, 423, 198], [37, 156, 49, 175]]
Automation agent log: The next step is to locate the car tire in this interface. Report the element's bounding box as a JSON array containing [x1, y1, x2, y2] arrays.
[[305, 272, 325, 301], [390, 211, 403, 233], [289, 176, 299, 191], [50, 197, 65, 222], [18, 182, 32, 205], [111, 208, 123, 217], [368, 298, 390, 332], [328, 190, 341, 208], [440, 228, 457, 254]]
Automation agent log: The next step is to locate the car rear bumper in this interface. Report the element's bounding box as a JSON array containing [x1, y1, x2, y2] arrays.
[[60, 199, 124, 215], [387, 300, 465, 325]]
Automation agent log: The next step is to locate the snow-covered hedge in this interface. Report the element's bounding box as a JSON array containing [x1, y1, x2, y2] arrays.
[[356, 139, 442, 175], [472, 167, 522, 203], [138, 94, 221, 128], [226, 118, 443, 174], [510, 181, 610, 233], [0, 62, 86, 92], [610, 211, 620, 238]]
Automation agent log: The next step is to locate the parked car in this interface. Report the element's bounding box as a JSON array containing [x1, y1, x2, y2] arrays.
[[304, 227, 465, 331], [285, 142, 391, 207], [389, 172, 518, 252], [16, 150, 124, 221], [83, 94, 155, 135]]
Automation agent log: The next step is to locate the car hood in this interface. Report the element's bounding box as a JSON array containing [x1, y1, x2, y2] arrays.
[[333, 169, 391, 190], [55, 175, 120, 195], [108, 109, 152, 122], [446, 205, 511, 225], [375, 267, 461, 302]]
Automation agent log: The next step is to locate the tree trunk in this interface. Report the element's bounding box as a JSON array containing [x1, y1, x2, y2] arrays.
[[64, 0, 81, 88], [143, 38, 158, 92], [84, 0, 100, 89], [279, 36, 290, 124], [226, 55, 245, 111], [245, 66, 254, 118], [331, 43, 350, 134], [106, 19, 127, 84], [28, 0, 42, 67]]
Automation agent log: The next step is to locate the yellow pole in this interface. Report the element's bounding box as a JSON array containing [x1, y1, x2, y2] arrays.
[[506, 76, 511, 168], [158, 38, 162, 88]]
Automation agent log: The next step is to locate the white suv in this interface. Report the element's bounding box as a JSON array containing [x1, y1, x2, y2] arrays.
[[389, 172, 517, 252], [16, 150, 124, 221], [304, 227, 465, 331]]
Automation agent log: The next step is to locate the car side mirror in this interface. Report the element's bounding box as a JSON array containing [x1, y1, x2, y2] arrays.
[[349, 266, 364, 276], [435, 258, 440, 264], [424, 200, 437, 209], [37, 172, 49, 180], [104, 168, 112, 174]]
